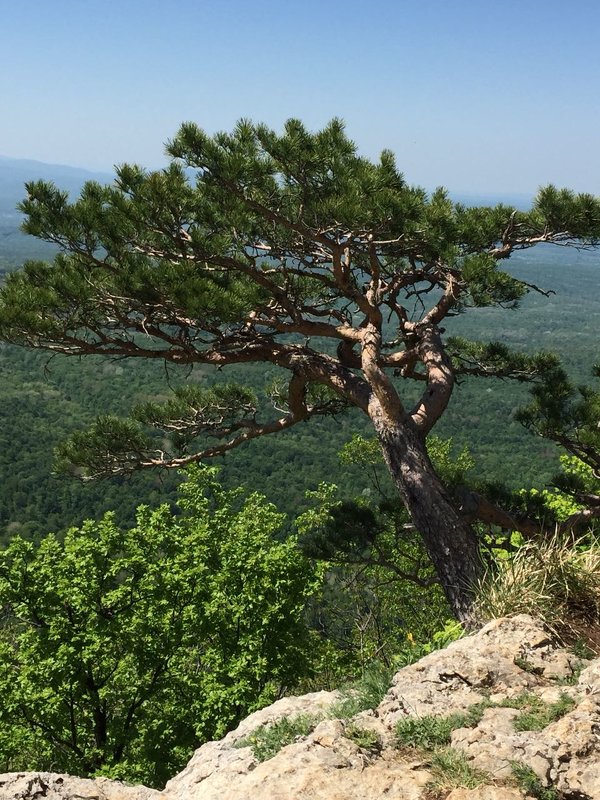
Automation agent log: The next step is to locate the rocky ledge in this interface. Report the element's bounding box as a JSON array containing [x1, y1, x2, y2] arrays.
[[2, 615, 600, 799]]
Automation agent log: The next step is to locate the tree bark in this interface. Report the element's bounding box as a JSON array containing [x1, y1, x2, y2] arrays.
[[369, 405, 484, 625]]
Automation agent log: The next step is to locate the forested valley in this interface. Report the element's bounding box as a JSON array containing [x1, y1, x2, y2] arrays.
[[0, 238, 597, 542], [1, 150, 600, 786]]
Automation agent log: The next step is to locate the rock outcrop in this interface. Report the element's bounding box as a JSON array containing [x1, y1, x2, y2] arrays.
[[0, 772, 160, 800], [3, 615, 600, 799]]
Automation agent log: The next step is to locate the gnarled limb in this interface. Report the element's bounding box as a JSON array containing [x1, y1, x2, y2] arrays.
[[459, 489, 600, 538]]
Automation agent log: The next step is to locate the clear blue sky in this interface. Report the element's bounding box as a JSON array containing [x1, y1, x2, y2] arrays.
[[2, 0, 599, 194]]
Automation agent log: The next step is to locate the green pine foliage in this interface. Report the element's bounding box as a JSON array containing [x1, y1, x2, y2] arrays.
[[1, 117, 597, 488], [1, 125, 600, 784], [517, 363, 600, 476]]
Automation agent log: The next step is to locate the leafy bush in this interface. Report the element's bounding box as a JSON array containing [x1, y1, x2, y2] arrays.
[[393, 619, 464, 668], [0, 466, 320, 786]]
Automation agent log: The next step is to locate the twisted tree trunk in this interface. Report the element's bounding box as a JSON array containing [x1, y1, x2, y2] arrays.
[[370, 407, 484, 625]]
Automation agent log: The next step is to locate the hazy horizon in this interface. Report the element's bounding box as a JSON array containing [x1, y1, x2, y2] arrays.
[[0, 152, 536, 207]]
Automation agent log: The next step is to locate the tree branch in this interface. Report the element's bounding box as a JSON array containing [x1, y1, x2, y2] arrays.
[[459, 489, 600, 538]]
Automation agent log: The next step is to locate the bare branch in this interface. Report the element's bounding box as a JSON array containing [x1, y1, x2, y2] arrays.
[[460, 489, 600, 538]]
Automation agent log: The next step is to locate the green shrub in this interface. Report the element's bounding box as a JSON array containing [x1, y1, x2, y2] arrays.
[[393, 619, 464, 669], [0, 466, 320, 787]]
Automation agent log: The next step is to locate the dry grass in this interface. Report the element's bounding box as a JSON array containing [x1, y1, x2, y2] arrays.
[[475, 532, 600, 650]]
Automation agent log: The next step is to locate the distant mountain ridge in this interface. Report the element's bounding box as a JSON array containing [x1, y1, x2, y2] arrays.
[[0, 154, 112, 177], [0, 155, 113, 214], [0, 157, 114, 266], [0, 154, 534, 212]]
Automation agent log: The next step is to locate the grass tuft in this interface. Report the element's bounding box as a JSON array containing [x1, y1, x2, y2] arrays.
[[513, 655, 543, 674], [475, 532, 600, 642], [395, 703, 491, 749], [428, 747, 490, 791], [329, 661, 394, 719], [511, 761, 559, 800], [235, 714, 317, 762], [343, 722, 381, 753], [512, 692, 576, 732]]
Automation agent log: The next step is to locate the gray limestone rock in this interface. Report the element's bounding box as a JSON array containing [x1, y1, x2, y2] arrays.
[[6, 615, 600, 800], [0, 772, 159, 800]]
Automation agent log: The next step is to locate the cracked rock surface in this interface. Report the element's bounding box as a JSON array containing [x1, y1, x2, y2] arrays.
[[3, 615, 600, 799], [0, 772, 159, 800]]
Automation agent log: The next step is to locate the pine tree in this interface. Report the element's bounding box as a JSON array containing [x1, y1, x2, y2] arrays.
[[2, 119, 599, 621]]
